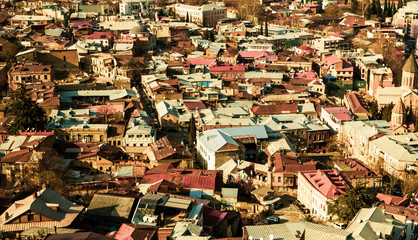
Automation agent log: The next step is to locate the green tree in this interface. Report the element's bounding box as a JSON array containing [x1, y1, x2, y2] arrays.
[[398, 0, 403, 9], [7, 85, 46, 134], [383, 0, 388, 19], [381, 102, 394, 121], [376, 0, 383, 20], [329, 184, 378, 222], [186, 13, 189, 23], [189, 114, 196, 147], [368, 99, 381, 119]]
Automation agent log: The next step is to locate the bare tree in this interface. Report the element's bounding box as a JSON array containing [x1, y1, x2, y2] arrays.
[[97, 105, 117, 123]]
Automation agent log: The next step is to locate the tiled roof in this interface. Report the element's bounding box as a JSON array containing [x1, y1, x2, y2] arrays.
[[0, 149, 33, 163], [251, 104, 298, 115], [185, 58, 217, 66], [150, 136, 192, 161], [272, 153, 318, 173], [300, 169, 349, 198], [376, 193, 409, 206], [142, 167, 223, 191], [380, 204, 418, 222], [184, 101, 207, 110], [345, 93, 368, 114]]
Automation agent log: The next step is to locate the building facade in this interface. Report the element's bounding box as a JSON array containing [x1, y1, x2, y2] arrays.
[[174, 4, 226, 27]]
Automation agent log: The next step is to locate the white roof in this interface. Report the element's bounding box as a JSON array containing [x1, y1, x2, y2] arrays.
[[12, 15, 52, 21]]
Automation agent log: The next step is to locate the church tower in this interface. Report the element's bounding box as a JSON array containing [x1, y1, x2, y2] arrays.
[[401, 54, 418, 89], [391, 98, 405, 126]]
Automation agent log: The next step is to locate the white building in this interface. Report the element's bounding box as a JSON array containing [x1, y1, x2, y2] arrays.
[[368, 133, 418, 179], [123, 117, 156, 147], [297, 169, 349, 220], [90, 53, 117, 81], [309, 37, 349, 51], [392, 1, 418, 38], [174, 4, 227, 27], [119, 0, 155, 19]]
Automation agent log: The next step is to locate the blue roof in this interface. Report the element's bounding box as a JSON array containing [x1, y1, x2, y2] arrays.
[[187, 203, 203, 220]]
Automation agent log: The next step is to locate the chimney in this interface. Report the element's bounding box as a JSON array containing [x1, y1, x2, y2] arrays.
[[46, 203, 59, 212]]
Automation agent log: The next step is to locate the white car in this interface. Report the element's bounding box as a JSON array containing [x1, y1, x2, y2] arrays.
[[332, 222, 347, 229]]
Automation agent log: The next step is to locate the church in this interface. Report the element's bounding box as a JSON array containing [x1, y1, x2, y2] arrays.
[[382, 54, 418, 133]]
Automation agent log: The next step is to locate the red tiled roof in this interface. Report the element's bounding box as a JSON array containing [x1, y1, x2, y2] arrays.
[[345, 93, 368, 114], [300, 169, 350, 198], [319, 55, 342, 67], [379, 204, 418, 222], [184, 101, 207, 110], [272, 153, 318, 173], [377, 193, 409, 206], [251, 104, 298, 115], [185, 58, 217, 66], [1, 149, 33, 163], [142, 167, 223, 191], [288, 78, 313, 85]]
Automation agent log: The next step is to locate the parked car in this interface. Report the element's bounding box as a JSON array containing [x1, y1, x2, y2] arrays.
[[267, 215, 280, 224], [331, 222, 347, 229]]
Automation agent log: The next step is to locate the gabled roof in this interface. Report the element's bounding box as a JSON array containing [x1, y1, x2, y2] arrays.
[[345, 93, 368, 114], [149, 136, 192, 161], [156, 101, 179, 118], [0, 188, 83, 232], [346, 207, 405, 240], [199, 126, 268, 152], [302, 222, 351, 240]]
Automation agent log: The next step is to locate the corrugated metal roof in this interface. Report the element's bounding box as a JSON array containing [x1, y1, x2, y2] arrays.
[[164, 197, 191, 210]]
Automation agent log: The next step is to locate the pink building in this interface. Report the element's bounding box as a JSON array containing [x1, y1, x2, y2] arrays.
[[297, 169, 350, 220]]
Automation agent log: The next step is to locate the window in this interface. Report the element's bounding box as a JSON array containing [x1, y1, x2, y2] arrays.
[[100, 167, 103, 170], [63, 56, 66, 62], [44, 75, 47, 80]]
